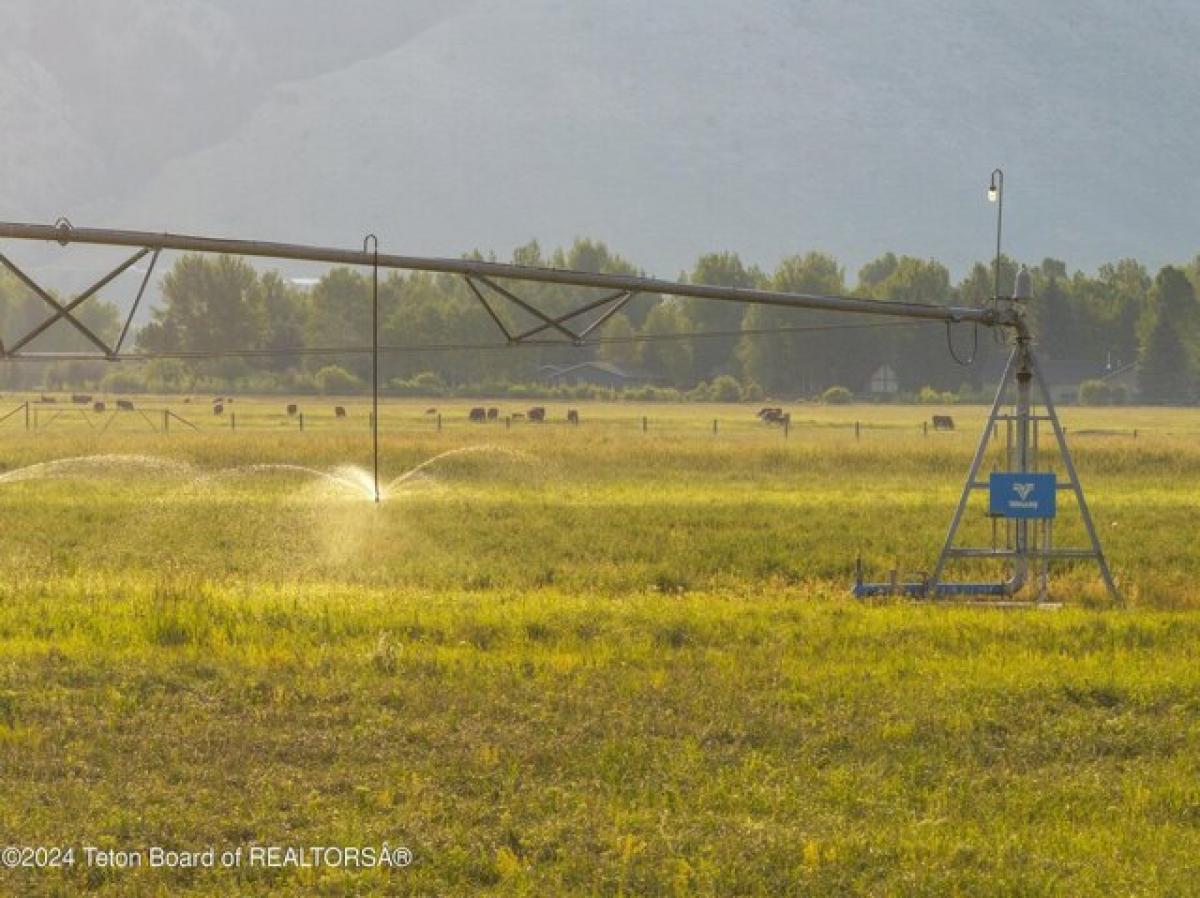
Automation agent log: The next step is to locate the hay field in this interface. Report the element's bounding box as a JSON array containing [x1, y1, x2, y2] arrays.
[[0, 397, 1198, 895]]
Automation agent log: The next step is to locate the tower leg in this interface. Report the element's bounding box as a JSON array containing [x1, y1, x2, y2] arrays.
[[927, 347, 1018, 595], [1029, 352, 1122, 603]]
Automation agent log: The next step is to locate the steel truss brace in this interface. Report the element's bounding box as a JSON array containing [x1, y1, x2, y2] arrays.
[[464, 275, 635, 346], [0, 247, 156, 358]]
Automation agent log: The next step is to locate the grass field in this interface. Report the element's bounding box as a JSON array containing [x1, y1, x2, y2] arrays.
[[0, 397, 1198, 895]]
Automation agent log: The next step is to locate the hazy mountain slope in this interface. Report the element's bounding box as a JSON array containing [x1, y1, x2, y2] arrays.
[[0, 0, 475, 221], [4, 0, 1199, 283], [106, 0, 1200, 276]]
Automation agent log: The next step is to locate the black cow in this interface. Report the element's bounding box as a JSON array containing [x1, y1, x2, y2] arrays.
[[932, 415, 955, 431]]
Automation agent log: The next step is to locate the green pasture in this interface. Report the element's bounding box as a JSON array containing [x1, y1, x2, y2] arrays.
[[0, 399, 1198, 895]]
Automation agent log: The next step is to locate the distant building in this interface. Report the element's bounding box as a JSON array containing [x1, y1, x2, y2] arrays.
[[1102, 361, 1139, 397], [867, 364, 899, 395], [539, 361, 653, 389]]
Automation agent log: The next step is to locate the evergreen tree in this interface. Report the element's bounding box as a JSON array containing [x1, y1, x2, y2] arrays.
[[1033, 275, 1076, 359], [1138, 266, 1196, 403]]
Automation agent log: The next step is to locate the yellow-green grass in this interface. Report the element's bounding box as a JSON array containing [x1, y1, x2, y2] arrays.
[[0, 402, 1198, 895]]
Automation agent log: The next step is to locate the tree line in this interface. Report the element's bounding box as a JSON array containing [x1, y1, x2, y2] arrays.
[[1, 239, 1199, 402]]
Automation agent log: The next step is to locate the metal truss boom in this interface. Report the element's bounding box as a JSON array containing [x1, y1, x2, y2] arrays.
[[0, 221, 1012, 337]]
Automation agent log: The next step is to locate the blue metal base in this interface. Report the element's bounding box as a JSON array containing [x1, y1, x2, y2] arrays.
[[852, 580, 1010, 599]]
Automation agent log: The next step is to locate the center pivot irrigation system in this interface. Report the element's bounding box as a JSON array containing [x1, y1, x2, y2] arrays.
[[0, 178, 1119, 604]]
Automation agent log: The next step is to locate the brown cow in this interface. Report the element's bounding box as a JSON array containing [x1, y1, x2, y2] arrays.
[[468, 407, 487, 423], [71, 393, 92, 404], [39, 394, 56, 404], [334, 406, 347, 418], [487, 407, 499, 420], [425, 407, 438, 415], [117, 399, 135, 411], [528, 406, 546, 422], [93, 401, 106, 413], [932, 415, 955, 431], [286, 403, 298, 416], [213, 403, 224, 416], [567, 409, 580, 425], [758, 407, 784, 424]]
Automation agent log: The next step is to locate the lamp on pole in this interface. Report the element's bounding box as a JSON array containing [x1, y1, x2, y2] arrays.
[[987, 168, 1004, 301]]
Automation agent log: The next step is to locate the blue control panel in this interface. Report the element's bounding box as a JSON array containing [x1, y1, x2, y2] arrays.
[[989, 472, 1057, 519]]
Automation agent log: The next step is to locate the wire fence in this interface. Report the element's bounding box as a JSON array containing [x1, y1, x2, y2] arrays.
[[0, 396, 1163, 443]]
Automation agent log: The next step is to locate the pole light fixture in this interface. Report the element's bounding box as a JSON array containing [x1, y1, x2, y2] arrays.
[[988, 168, 1004, 300]]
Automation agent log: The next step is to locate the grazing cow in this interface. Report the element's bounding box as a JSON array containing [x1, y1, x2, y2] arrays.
[[932, 415, 955, 431], [468, 407, 487, 423], [758, 407, 784, 424], [425, 407, 437, 415], [567, 409, 580, 425], [93, 401, 106, 413], [40, 394, 56, 404], [117, 399, 135, 411], [286, 403, 298, 416], [183, 397, 192, 404], [213, 403, 224, 416], [528, 406, 546, 422], [487, 407, 499, 421], [71, 393, 92, 404], [334, 406, 347, 418]]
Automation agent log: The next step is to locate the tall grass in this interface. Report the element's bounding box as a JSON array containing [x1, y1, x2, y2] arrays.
[[0, 403, 1198, 893]]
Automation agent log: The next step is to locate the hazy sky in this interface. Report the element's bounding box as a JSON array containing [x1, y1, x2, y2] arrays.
[[2, 0, 1198, 291]]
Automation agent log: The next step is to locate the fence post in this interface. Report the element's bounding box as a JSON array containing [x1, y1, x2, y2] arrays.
[[855, 420, 861, 441], [231, 412, 236, 431], [24, 401, 30, 432], [163, 409, 170, 434], [299, 412, 305, 432], [506, 416, 511, 430], [923, 421, 928, 437], [437, 413, 442, 432], [713, 418, 718, 435], [784, 416, 790, 439], [642, 416, 648, 433]]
